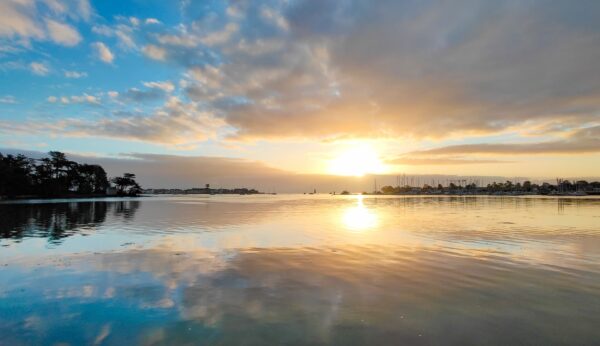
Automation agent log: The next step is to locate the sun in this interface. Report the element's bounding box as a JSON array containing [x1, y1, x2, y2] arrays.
[[328, 144, 387, 176]]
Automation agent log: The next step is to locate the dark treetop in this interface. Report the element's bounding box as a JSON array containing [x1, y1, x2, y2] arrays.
[[0, 151, 141, 199]]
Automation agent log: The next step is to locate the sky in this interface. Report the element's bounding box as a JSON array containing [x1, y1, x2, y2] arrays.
[[1, 0, 599, 189]]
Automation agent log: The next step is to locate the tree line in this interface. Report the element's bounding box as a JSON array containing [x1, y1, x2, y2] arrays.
[[377, 179, 600, 195], [0, 151, 141, 198]]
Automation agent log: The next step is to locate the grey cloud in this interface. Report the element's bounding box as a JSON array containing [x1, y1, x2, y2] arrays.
[[0, 97, 224, 147], [387, 157, 512, 166], [409, 126, 600, 156], [0, 148, 547, 192], [148, 0, 600, 140], [67, 98, 224, 146], [120, 87, 167, 103]]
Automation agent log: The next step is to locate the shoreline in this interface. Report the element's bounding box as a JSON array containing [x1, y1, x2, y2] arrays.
[[0, 194, 141, 201]]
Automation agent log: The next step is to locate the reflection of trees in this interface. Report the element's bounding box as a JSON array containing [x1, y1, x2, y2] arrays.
[[0, 201, 140, 243], [112, 200, 140, 220]]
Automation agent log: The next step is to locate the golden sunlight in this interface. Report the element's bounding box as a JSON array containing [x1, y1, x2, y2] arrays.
[[328, 144, 387, 176], [342, 196, 378, 231]]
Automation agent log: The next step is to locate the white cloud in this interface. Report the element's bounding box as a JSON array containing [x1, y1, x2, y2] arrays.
[[107, 91, 119, 98], [142, 44, 167, 61], [129, 17, 140, 27], [30, 61, 49, 75], [226, 6, 243, 19], [142, 0, 600, 142], [0, 95, 17, 104], [115, 29, 135, 49], [200, 23, 238, 46], [77, 0, 92, 21], [260, 6, 289, 31], [48, 93, 99, 105], [145, 18, 161, 25], [91, 24, 112, 36], [7, 95, 223, 146], [71, 93, 100, 105], [45, 19, 81, 46], [91, 42, 114, 63], [92, 23, 136, 50], [43, 0, 67, 14], [0, 0, 44, 42], [0, 0, 92, 46], [143, 81, 175, 93], [64, 70, 87, 78]]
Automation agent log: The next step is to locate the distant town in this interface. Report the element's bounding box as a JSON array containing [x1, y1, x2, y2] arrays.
[[143, 184, 261, 195], [351, 179, 600, 196]]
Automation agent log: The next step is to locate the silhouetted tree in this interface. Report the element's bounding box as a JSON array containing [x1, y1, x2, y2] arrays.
[[76, 164, 109, 194], [111, 173, 142, 196], [0, 154, 35, 197], [0, 151, 138, 199]]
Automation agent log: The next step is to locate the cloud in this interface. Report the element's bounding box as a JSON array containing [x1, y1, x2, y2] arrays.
[[92, 22, 137, 50], [120, 87, 167, 103], [70, 93, 100, 105], [29, 61, 49, 75], [200, 23, 239, 46], [47, 93, 100, 105], [142, 44, 167, 61], [407, 126, 600, 156], [135, 0, 600, 142], [145, 18, 161, 25], [0, 95, 17, 104], [115, 29, 135, 49], [64, 70, 87, 78], [91, 42, 114, 63], [0, 146, 552, 191], [0, 0, 44, 42], [45, 19, 81, 46], [388, 157, 511, 166], [21, 96, 224, 146], [43, 0, 67, 14], [77, 0, 92, 21], [143, 81, 175, 93], [64, 97, 225, 146], [128, 17, 140, 27], [0, 0, 91, 46]]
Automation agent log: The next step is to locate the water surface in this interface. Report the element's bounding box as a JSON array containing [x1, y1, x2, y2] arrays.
[[1, 195, 599, 345]]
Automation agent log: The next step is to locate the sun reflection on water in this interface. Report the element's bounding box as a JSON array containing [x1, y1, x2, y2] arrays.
[[342, 196, 378, 231]]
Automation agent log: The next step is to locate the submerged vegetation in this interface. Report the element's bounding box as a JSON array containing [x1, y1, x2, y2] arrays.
[[0, 151, 141, 199]]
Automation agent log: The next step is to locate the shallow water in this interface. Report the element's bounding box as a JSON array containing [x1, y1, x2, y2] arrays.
[[1, 195, 599, 345]]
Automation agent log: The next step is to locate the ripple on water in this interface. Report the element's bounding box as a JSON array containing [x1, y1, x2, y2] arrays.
[[0, 196, 599, 344]]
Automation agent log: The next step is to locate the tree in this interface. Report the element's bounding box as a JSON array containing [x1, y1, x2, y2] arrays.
[[111, 173, 142, 196], [0, 154, 35, 197], [77, 164, 109, 194], [0, 151, 138, 199], [381, 185, 396, 194]]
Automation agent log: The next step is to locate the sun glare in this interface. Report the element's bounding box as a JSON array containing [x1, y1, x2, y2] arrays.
[[328, 144, 387, 176], [342, 196, 378, 231]]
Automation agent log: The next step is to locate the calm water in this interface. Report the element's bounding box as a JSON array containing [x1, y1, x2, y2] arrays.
[[1, 195, 599, 345]]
